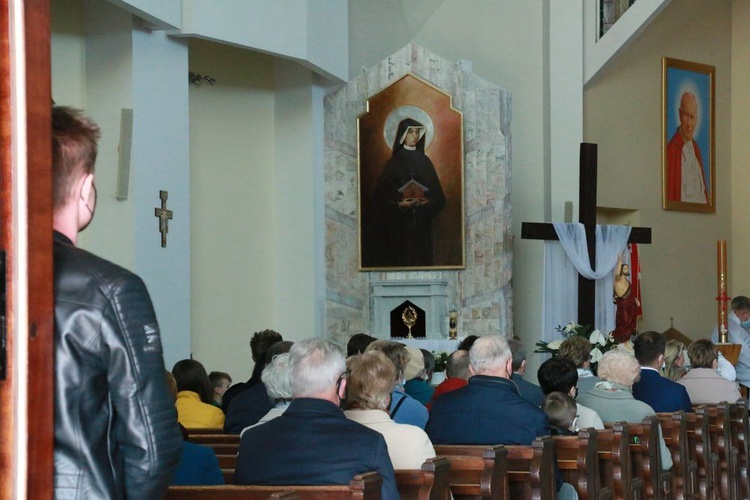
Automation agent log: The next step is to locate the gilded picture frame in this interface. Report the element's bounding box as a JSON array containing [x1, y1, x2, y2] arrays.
[[662, 57, 715, 213], [357, 74, 465, 270]]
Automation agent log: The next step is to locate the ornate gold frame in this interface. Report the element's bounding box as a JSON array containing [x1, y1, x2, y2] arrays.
[[357, 73, 465, 270]]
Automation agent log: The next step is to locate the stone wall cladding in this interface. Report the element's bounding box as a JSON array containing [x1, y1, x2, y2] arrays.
[[324, 43, 513, 342]]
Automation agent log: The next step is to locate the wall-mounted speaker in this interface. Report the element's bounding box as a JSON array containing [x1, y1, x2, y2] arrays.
[[116, 108, 133, 201]]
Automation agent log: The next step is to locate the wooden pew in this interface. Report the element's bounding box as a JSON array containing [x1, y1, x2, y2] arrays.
[[188, 433, 240, 456], [188, 433, 241, 446], [684, 408, 719, 499], [216, 454, 236, 469], [185, 427, 225, 435], [505, 437, 557, 500], [165, 471, 382, 499], [215, 458, 450, 500], [596, 423, 644, 500], [729, 399, 750, 499], [656, 412, 698, 500], [698, 403, 739, 500], [626, 416, 672, 500], [394, 457, 452, 500], [433, 444, 509, 500], [553, 428, 612, 500]]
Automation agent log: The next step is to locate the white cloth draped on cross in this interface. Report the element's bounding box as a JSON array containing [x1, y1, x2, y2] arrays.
[[542, 223, 631, 343]]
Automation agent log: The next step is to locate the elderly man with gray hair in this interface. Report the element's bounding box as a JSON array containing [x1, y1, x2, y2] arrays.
[[426, 335, 578, 499], [235, 338, 398, 498]]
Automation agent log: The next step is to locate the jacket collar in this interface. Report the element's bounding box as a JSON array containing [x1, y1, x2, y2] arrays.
[[468, 374, 520, 395], [54, 230, 73, 246], [285, 397, 344, 416]]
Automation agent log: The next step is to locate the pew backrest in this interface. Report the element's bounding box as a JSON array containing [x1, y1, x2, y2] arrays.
[[655, 411, 697, 499], [165, 471, 382, 499], [627, 416, 672, 500], [395, 456, 452, 500], [553, 428, 611, 500], [684, 409, 717, 499], [504, 437, 556, 500], [698, 403, 737, 500], [433, 444, 509, 500], [729, 399, 750, 499], [597, 423, 643, 500]]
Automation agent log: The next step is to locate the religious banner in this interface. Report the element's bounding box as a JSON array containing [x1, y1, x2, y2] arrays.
[[358, 73, 465, 270]]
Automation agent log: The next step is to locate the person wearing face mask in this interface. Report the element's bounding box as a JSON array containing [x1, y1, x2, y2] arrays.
[[52, 106, 182, 498], [235, 338, 398, 499], [426, 335, 580, 499], [712, 296, 750, 389]]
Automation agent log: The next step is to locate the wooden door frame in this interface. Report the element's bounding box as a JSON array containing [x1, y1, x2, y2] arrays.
[[1, 0, 53, 498]]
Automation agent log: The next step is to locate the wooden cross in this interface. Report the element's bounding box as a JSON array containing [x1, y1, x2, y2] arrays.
[[521, 143, 652, 328], [154, 190, 173, 248]]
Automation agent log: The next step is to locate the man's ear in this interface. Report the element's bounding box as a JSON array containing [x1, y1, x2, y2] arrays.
[[519, 359, 527, 374], [658, 354, 665, 367], [337, 378, 347, 400], [506, 358, 513, 377], [80, 173, 95, 201], [468, 364, 476, 376]]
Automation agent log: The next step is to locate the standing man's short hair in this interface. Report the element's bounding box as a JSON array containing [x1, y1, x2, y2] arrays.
[[633, 331, 666, 366], [52, 106, 100, 209]]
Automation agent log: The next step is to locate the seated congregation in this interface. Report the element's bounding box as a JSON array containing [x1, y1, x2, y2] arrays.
[[166, 328, 750, 499]]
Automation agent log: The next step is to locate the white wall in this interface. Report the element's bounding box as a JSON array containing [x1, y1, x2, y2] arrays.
[[51, 0, 86, 107], [272, 60, 327, 341], [131, 26, 191, 369], [188, 39, 278, 381], [80, 0, 134, 269], [731, 0, 750, 295]]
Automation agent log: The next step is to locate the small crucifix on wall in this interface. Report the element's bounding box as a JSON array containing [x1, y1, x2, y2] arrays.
[[154, 190, 173, 248]]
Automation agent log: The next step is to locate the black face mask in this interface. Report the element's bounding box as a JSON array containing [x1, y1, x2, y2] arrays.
[[80, 183, 97, 231], [336, 370, 349, 409]]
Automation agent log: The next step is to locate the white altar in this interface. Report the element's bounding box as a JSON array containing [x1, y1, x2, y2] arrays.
[[397, 338, 461, 354]]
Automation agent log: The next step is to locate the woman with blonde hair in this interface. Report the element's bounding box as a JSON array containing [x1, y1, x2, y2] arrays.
[[345, 350, 435, 469], [661, 340, 687, 381]]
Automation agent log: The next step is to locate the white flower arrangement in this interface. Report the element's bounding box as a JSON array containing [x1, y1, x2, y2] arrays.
[[534, 323, 619, 374]]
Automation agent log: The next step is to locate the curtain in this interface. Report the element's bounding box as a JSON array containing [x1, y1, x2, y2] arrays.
[[542, 223, 631, 341]]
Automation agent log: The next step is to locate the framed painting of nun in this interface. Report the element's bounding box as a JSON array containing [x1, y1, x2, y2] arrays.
[[358, 73, 465, 270]]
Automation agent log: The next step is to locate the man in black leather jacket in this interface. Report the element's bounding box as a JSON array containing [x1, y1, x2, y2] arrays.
[[52, 106, 182, 498]]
